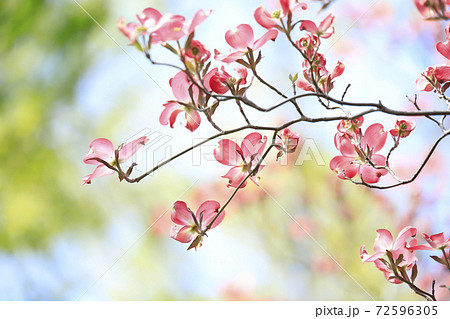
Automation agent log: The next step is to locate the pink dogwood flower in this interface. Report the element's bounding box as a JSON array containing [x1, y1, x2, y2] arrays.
[[300, 14, 335, 39], [360, 227, 418, 263], [82, 136, 149, 185], [416, 65, 450, 92], [410, 232, 450, 251], [203, 66, 248, 94], [274, 128, 300, 160], [214, 24, 278, 63], [159, 71, 202, 132], [254, 0, 307, 29], [390, 120, 416, 138], [214, 132, 267, 188], [296, 33, 319, 59], [330, 123, 388, 183], [170, 200, 225, 250], [360, 227, 418, 284], [184, 39, 211, 62]]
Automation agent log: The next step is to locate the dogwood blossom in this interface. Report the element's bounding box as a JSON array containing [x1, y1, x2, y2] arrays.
[[330, 123, 388, 183], [203, 66, 248, 94], [170, 200, 225, 250], [214, 132, 267, 188], [390, 120, 416, 138], [82, 136, 149, 184], [360, 227, 418, 284]]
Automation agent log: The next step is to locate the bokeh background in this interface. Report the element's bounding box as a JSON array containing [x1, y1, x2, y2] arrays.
[[1, 0, 449, 300]]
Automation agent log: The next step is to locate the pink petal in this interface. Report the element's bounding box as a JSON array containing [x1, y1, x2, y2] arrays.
[[241, 132, 267, 162], [435, 65, 450, 83], [295, 78, 315, 92], [334, 133, 357, 157], [225, 24, 254, 51], [185, 109, 201, 132], [171, 201, 195, 226], [359, 163, 386, 184], [83, 138, 115, 164], [203, 67, 218, 92], [289, 1, 308, 14], [139, 8, 162, 27], [196, 200, 222, 229], [185, 9, 212, 34], [437, 41, 450, 60], [318, 14, 335, 34], [152, 14, 186, 42], [361, 123, 387, 153], [214, 49, 246, 63], [252, 29, 278, 51], [214, 139, 242, 166], [170, 225, 197, 243], [393, 226, 417, 251], [331, 61, 345, 79], [300, 20, 318, 34], [118, 136, 149, 161], [222, 166, 248, 188], [416, 73, 434, 91], [159, 102, 183, 127], [329, 156, 358, 179], [254, 6, 279, 29], [373, 229, 393, 252], [234, 65, 248, 85], [81, 164, 114, 185], [170, 71, 198, 103]]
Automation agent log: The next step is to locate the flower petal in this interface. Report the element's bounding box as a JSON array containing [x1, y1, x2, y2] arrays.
[[81, 164, 114, 185], [373, 229, 393, 252], [254, 6, 279, 29], [329, 156, 358, 179], [159, 102, 184, 128], [393, 226, 417, 251], [170, 225, 197, 243], [222, 166, 248, 188], [83, 138, 115, 164], [171, 201, 195, 226], [240, 132, 267, 163], [225, 24, 254, 50], [185, 109, 201, 132], [214, 49, 246, 63], [196, 200, 222, 229], [361, 123, 387, 153], [214, 139, 242, 166], [252, 29, 278, 51], [118, 136, 149, 161]]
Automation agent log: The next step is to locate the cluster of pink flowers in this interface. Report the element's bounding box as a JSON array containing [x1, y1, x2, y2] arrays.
[[414, 0, 450, 20], [361, 227, 450, 286], [82, 2, 431, 256], [330, 116, 415, 183], [294, 14, 345, 94], [417, 22, 450, 93]]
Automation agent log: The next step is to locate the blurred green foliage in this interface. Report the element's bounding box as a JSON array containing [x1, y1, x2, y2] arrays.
[[0, 0, 108, 250]]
